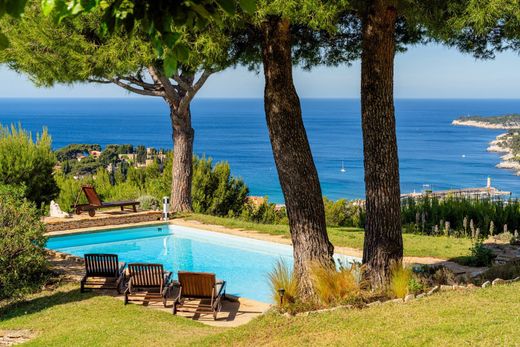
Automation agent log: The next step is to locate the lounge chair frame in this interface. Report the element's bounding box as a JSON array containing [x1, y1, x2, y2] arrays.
[[80, 253, 126, 293], [124, 263, 173, 307], [73, 185, 140, 217], [173, 271, 226, 320]]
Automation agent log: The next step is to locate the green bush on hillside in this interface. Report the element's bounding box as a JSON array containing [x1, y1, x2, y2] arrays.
[[56, 154, 249, 217], [0, 124, 58, 207], [0, 190, 49, 301]]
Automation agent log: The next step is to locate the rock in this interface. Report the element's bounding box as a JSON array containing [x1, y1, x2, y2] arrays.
[[404, 294, 415, 303], [295, 312, 309, 317], [283, 312, 293, 318], [391, 298, 404, 304], [492, 278, 507, 286], [427, 286, 439, 296], [440, 285, 454, 291], [416, 293, 426, 299], [482, 281, 491, 288], [49, 200, 71, 218], [367, 301, 381, 307]]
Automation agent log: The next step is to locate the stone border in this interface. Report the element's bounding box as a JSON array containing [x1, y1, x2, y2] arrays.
[[44, 211, 162, 233]]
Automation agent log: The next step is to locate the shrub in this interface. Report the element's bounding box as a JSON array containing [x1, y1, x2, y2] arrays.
[[268, 259, 298, 307], [0, 124, 58, 207], [468, 241, 496, 267], [481, 260, 520, 281], [389, 263, 412, 299], [138, 195, 160, 211], [456, 241, 496, 267], [240, 198, 287, 225], [0, 192, 49, 300], [192, 156, 248, 217], [401, 196, 520, 238], [310, 261, 363, 306], [323, 197, 364, 228]]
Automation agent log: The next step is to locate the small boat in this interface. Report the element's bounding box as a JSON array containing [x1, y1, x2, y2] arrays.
[[340, 161, 346, 173]]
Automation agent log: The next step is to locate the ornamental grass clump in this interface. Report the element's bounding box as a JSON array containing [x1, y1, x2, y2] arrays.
[[268, 259, 298, 307], [309, 261, 364, 306], [389, 262, 412, 299]]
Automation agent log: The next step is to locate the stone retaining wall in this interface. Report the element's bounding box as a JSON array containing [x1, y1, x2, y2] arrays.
[[45, 211, 163, 233]]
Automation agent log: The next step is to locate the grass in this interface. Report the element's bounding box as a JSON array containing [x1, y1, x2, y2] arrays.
[[0, 285, 218, 346], [184, 214, 473, 259], [3, 282, 520, 346], [194, 283, 520, 346]]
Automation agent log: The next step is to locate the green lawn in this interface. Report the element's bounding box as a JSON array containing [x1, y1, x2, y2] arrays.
[[2, 283, 520, 346], [183, 214, 473, 259], [0, 285, 217, 346], [196, 282, 520, 346]]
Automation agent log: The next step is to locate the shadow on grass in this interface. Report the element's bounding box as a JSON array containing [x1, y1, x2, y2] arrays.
[[0, 287, 96, 321]]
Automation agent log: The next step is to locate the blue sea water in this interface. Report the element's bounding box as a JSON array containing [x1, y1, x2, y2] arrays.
[[46, 224, 359, 302], [1, 97, 520, 202]]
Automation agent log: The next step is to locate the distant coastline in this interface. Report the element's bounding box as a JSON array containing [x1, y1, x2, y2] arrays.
[[452, 115, 520, 175]]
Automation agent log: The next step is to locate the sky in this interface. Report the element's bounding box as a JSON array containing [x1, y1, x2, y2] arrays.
[[0, 43, 518, 99]]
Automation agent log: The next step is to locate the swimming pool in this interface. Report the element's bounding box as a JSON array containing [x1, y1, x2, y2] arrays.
[[46, 224, 359, 303]]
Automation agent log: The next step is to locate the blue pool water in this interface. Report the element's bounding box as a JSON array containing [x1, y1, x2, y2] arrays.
[[46, 225, 359, 303]]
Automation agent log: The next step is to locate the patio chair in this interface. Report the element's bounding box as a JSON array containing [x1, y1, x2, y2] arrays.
[[80, 253, 126, 293], [73, 185, 140, 217], [124, 263, 173, 307], [173, 271, 226, 320]]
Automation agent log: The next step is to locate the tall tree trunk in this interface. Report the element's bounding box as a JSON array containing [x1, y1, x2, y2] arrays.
[[261, 16, 334, 299], [170, 106, 194, 213], [360, 1, 403, 287]]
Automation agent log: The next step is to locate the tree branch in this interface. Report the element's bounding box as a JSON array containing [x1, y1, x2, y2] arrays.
[[111, 78, 163, 97], [149, 65, 179, 104], [178, 69, 213, 114]]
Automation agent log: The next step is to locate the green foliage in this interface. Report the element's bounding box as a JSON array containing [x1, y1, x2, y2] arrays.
[[0, 191, 49, 300], [310, 262, 363, 306], [268, 259, 298, 307], [0, 124, 58, 207], [137, 195, 161, 211], [55, 144, 101, 161], [56, 153, 248, 217], [192, 157, 249, 216], [481, 260, 520, 282], [323, 197, 364, 228], [240, 198, 287, 224], [39, 0, 257, 74], [467, 241, 496, 267], [401, 196, 520, 238]]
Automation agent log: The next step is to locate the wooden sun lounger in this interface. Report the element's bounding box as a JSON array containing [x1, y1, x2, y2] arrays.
[[173, 271, 226, 320], [80, 254, 126, 293], [73, 185, 139, 217], [124, 263, 173, 307]]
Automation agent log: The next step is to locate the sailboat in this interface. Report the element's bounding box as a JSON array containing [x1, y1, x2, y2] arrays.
[[340, 161, 346, 173]]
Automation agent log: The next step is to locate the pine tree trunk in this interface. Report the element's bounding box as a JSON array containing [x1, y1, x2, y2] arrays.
[[170, 107, 194, 213], [261, 17, 334, 299], [360, 1, 403, 287]]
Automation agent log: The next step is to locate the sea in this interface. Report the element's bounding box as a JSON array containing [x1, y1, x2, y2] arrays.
[[1, 98, 520, 203]]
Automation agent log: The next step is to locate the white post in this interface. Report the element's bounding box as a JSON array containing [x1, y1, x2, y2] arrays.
[[487, 177, 491, 188], [162, 196, 170, 221]]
